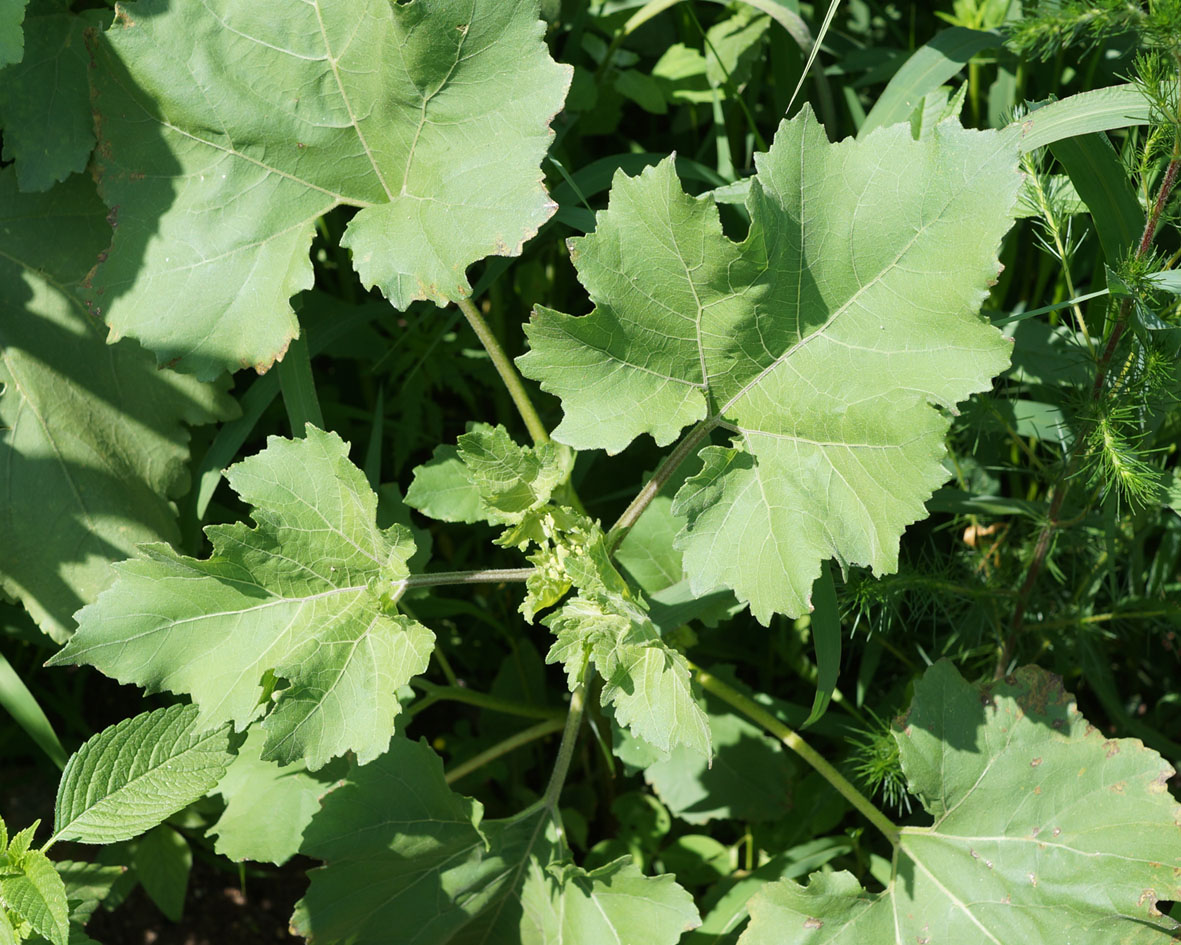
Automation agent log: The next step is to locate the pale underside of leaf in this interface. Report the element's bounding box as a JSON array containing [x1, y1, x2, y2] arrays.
[[739, 663, 1181, 944], [520, 108, 1020, 622]]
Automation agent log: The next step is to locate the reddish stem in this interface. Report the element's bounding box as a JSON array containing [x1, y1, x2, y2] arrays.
[[999, 152, 1181, 675]]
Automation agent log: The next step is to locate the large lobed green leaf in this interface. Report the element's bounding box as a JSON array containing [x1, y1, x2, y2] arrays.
[[86, 0, 571, 378], [49, 427, 434, 770], [0, 169, 233, 642], [293, 737, 698, 945], [519, 108, 1019, 622], [740, 662, 1181, 943]]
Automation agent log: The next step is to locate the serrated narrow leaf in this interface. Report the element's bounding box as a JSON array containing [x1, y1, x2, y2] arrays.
[[0, 849, 68, 945], [49, 427, 435, 769], [87, 0, 571, 377], [518, 108, 1019, 622], [53, 704, 237, 845], [294, 737, 699, 944], [208, 728, 344, 866], [0, 3, 101, 191], [739, 662, 1181, 944], [0, 170, 234, 642]]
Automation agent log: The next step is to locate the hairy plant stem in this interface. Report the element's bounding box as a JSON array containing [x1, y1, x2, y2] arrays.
[[1000, 149, 1181, 676], [542, 683, 587, 809], [605, 419, 716, 553], [408, 681, 563, 721], [444, 717, 565, 785], [403, 567, 535, 590], [693, 665, 900, 845], [457, 297, 550, 445]]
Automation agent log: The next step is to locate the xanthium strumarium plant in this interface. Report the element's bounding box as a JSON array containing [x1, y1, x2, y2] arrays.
[[0, 0, 1179, 943]]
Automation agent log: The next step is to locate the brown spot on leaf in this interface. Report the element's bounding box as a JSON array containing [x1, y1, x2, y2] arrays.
[[1031, 757, 1042, 767], [113, 4, 135, 27], [1104, 741, 1120, 758], [1110, 782, 1125, 793], [1052, 827, 1061, 837], [1028, 873, 1037, 887], [803, 918, 822, 929]]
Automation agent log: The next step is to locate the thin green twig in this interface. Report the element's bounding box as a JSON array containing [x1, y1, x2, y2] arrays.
[[457, 297, 550, 445], [409, 681, 563, 721], [693, 665, 900, 845], [445, 717, 565, 785]]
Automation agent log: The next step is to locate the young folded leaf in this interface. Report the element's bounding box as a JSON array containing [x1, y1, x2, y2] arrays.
[[547, 594, 711, 759], [406, 423, 572, 528], [519, 107, 1020, 622], [49, 427, 434, 770], [739, 662, 1181, 943]]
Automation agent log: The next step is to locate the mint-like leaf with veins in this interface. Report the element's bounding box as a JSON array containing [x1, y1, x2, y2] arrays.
[[740, 662, 1181, 944], [49, 427, 434, 770], [88, 0, 571, 377], [519, 107, 1019, 622]]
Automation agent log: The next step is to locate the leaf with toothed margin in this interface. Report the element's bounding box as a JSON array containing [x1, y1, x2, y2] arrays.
[[545, 593, 711, 760], [86, 0, 571, 378], [738, 661, 1181, 945], [518, 107, 1020, 623], [53, 704, 239, 845], [48, 427, 435, 771]]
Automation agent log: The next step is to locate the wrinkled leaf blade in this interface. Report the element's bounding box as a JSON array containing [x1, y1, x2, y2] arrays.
[[53, 704, 238, 845]]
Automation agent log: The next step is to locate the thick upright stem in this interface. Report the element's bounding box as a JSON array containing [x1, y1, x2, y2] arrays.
[[403, 567, 535, 590], [542, 683, 587, 809], [457, 297, 550, 445], [694, 666, 900, 845]]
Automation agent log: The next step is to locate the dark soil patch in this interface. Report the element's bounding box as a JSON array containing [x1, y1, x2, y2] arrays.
[[85, 855, 309, 945]]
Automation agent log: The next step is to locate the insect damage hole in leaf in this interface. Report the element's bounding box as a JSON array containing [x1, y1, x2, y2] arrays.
[[518, 106, 1021, 623]]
